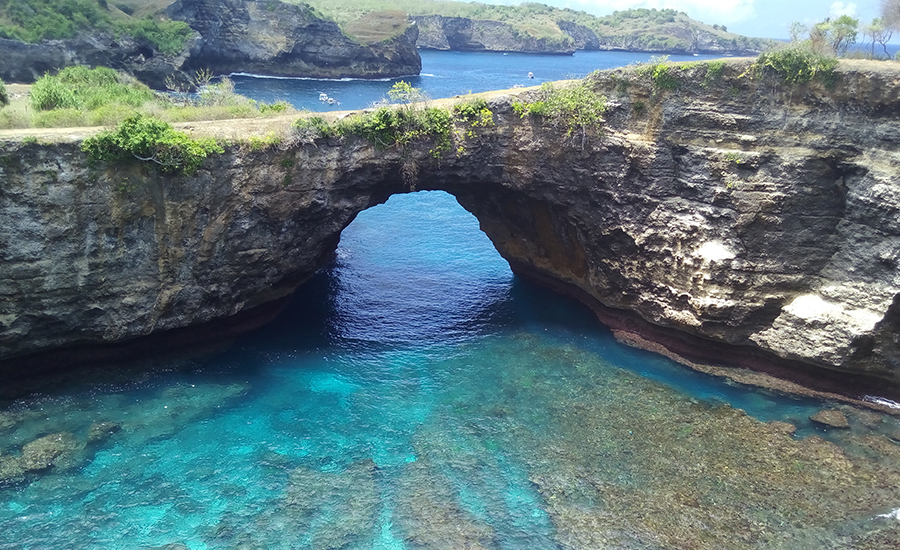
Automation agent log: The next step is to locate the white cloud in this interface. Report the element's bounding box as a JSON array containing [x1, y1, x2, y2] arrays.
[[829, 2, 858, 18], [559, 1, 756, 24]]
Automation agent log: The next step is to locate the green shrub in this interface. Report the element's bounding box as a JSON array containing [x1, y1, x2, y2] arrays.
[[753, 46, 838, 84], [121, 18, 193, 56], [82, 113, 223, 175], [702, 61, 726, 87], [0, 79, 8, 107], [452, 97, 494, 127], [293, 115, 336, 138], [31, 66, 154, 111], [637, 56, 680, 91], [513, 81, 607, 146], [31, 77, 79, 111]]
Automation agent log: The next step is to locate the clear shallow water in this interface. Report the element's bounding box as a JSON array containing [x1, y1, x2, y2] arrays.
[[232, 50, 721, 111], [2, 192, 900, 549]]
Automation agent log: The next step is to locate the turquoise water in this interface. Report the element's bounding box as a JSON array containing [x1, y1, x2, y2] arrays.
[[3, 192, 900, 549], [232, 50, 720, 111]]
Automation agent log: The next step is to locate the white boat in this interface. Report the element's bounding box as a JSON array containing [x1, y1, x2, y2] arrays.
[[319, 93, 328, 101], [527, 72, 534, 79]]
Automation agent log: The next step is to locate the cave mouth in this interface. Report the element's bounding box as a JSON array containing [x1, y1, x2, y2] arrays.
[[4, 194, 898, 550]]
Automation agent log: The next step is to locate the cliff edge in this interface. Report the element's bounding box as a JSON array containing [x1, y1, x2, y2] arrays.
[[1, 59, 898, 401]]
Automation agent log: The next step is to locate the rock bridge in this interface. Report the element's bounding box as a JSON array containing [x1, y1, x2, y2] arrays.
[[2, 59, 900, 402]]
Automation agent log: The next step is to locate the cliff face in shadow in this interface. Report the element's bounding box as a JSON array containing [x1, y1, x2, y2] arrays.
[[1, 60, 899, 397]]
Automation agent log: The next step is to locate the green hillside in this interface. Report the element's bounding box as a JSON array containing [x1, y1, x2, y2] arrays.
[[0, 0, 192, 55], [300, 0, 768, 51]]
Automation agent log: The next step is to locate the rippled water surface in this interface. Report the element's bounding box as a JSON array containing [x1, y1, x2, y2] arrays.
[[232, 50, 719, 111], [2, 192, 900, 549]]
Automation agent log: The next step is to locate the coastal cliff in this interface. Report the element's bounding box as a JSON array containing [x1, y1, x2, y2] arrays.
[[412, 15, 575, 54], [1, 59, 899, 399], [0, 32, 198, 91], [0, 0, 421, 88], [167, 0, 421, 79]]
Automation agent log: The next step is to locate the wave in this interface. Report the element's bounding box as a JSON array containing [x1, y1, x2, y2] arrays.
[[229, 72, 421, 82], [863, 395, 900, 410]]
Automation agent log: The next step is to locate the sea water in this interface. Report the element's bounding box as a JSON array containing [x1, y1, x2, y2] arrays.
[[2, 192, 900, 549], [3, 52, 900, 548], [232, 50, 720, 111]]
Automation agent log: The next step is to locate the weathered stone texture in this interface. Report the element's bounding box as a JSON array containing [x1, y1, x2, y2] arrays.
[[168, 0, 421, 79], [1, 60, 899, 391]]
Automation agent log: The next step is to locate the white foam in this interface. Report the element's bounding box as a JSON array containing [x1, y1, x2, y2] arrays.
[[863, 396, 900, 410], [228, 72, 419, 82], [877, 508, 900, 520]]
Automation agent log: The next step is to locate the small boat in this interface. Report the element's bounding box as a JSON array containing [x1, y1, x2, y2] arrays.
[[527, 72, 534, 79], [327, 98, 337, 105], [319, 93, 328, 101]]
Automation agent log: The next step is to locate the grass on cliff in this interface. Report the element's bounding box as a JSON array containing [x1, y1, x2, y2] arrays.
[[0, 0, 193, 55], [513, 81, 607, 147], [292, 82, 500, 168], [82, 112, 223, 175], [751, 45, 839, 85], [0, 66, 295, 130]]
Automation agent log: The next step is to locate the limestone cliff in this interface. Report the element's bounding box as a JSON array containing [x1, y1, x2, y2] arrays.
[[1, 59, 899, 400], [0, 0, 421, 88], [0, 32, 198, 90], [167, 0, 421, 79], [412, 15, 575, 54]]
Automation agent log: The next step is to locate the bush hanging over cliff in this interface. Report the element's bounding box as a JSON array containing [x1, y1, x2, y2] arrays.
[[0, 78, 8, 107], [513, 81, 607, 147], [82, 113, 223, 175], [752, 46, 838, 84]]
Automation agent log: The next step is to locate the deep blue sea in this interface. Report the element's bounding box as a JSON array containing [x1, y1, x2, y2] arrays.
[[2, 52, 900, 549], [232, 50, 720, 111]]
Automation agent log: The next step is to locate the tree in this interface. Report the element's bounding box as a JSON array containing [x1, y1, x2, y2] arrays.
[[864, 17, 893, 58], [810, 15, 858, 55], [789, 21, 807, 42], [882, 0, 900, 29]]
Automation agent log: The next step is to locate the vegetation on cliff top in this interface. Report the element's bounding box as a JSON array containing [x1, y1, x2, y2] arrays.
[[513, 81, 607, 147], [0, 66, 293, 129], [300, 0, 768, 52], [82, 112, 223, 175], [0, 0, 193, 55]]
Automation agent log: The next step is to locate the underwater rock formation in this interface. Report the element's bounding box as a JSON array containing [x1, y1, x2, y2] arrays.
[[0, 59, 899, 398]]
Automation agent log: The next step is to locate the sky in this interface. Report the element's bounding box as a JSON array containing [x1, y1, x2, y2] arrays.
[[486, 1, 887, 40]]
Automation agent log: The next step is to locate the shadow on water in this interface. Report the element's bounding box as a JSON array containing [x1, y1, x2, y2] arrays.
[[221, 191, 833, 438], [3, 192, 900, 550]]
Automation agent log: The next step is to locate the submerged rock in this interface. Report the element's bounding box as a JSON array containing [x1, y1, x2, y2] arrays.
[[87, 421, 122, 444], [810, 409, 851, 429], [1, 60, 900, 397], [20, 432, 81, 471]]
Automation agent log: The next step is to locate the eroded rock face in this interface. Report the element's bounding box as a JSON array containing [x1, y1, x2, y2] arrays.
[[412, 15, 575, 54], [0, 60, 899, 394], [168, 0, 421, 79], [0, 33, 197, 89]]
